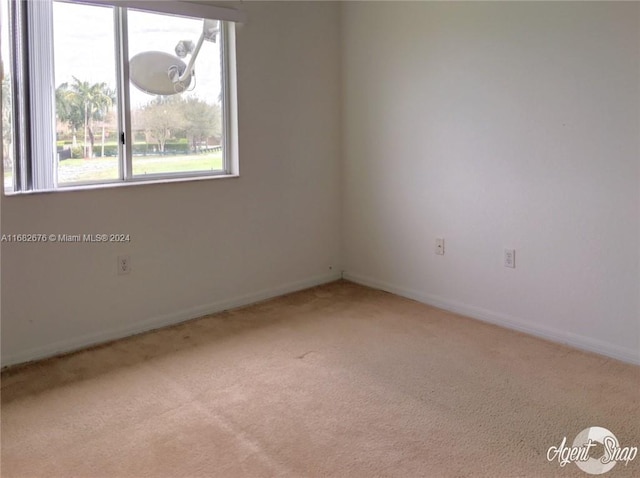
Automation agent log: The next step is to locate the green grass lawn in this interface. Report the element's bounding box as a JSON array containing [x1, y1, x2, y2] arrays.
[[3, 152, 223, 190], [58, 152, 224, 184]]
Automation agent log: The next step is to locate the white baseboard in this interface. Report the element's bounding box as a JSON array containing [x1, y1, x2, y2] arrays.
[[1, 272, 342, 368], [343, 272, 640, 366]]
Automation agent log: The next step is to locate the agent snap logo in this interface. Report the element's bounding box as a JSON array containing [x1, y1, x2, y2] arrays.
[[547, 426, 637, 475]]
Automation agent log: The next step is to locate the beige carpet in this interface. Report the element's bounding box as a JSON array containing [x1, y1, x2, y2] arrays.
[[1, 280, 639, 477]]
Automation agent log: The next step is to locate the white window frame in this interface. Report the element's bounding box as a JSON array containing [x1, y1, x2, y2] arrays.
[[3, 0, 243, 194]]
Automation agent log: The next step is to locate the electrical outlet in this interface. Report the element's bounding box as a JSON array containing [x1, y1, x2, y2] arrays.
[[118, 255, 131, 275], [504, 249, 515, 268], [435, 237, 445, 255]]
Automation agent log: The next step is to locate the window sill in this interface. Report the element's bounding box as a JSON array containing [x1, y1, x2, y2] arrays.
[[3, 172, 240, 197]]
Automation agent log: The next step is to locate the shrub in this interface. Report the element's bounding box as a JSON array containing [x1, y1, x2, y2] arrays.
[[92, 144, 119, 157], [164, 142, 190, 154], [131, 142, 190, 155], [84, 142, 192, 157], [71, 146, 84, 159]]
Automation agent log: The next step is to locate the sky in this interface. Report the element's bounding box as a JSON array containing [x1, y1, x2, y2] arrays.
[[1, 0, 222, 109], [1, 0, 9, 84]]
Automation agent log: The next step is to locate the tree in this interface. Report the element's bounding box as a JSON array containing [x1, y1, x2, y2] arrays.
[[56, 82, 84, 147], [99, 109, 117, 157], [181, 98, 221, 151], [56, 78, 115, 158], [137, 96, 186, 153]]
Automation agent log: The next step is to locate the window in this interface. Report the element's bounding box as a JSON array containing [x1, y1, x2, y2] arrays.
[[1, 0, 242, 193], [1, 0, 12, 191]]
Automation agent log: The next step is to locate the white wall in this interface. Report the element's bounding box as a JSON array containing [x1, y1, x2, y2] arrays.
[[0, 1, 342, 366], [342, 2, 640, 363], [3, 1, 639, 367]]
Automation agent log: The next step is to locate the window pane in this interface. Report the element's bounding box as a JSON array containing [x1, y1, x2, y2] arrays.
[[1, 0, 13, 192], [128, 10, 224, 177], [53, 1, 119, 184]]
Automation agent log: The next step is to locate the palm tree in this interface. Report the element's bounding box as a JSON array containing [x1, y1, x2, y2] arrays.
[[56, 82, 83, 148], [67, 78, 115, 158]]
